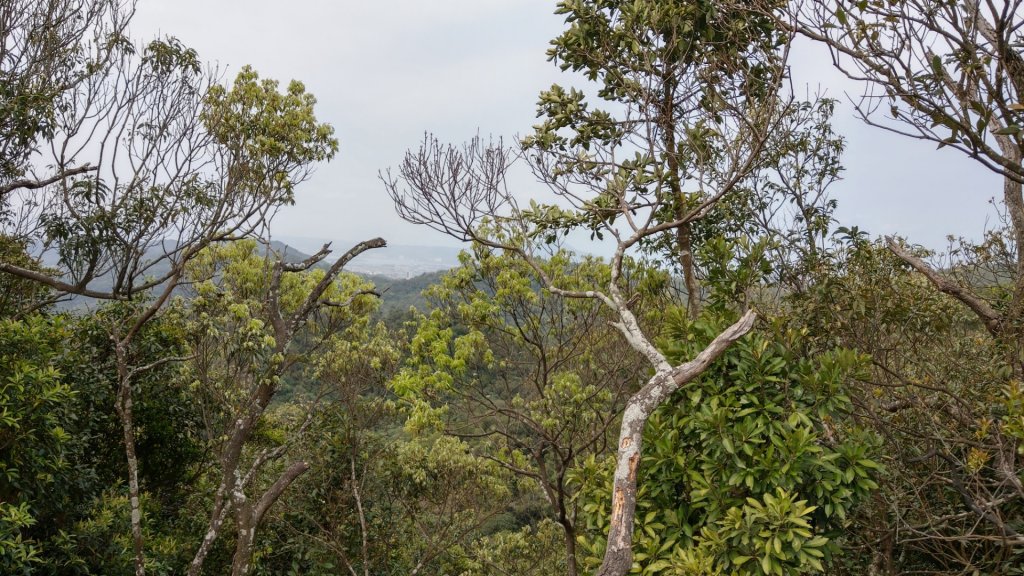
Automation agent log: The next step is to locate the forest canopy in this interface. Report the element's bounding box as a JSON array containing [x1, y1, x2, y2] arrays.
[[1, 1, 1023, 575]]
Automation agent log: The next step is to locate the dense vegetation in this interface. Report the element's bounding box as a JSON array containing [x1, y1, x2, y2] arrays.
[[2, 0, 1023, 575]]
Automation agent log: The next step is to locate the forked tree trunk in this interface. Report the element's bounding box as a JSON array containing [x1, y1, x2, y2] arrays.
[[228, 460, 309, 576], [595, 310, 756, 576]]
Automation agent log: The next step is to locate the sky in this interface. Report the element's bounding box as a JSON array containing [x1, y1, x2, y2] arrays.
[[130, 0, 1001, 253]]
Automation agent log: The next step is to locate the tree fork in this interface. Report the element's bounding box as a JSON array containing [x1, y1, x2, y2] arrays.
[[595, 310, 757, 576]]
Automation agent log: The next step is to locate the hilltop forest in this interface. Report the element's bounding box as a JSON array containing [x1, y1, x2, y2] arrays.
[[2, 1, 1024, 575]]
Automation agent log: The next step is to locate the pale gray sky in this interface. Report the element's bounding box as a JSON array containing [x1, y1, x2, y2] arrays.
[[131, 0, 999, 252]]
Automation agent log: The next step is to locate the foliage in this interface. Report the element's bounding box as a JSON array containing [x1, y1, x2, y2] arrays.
[[392, 245, 650, 436], [572, 313, 881, 575], [70, 303, 202, 500], [0, 305, 201, 574], [3, 2, 1022, 576], [363, 270, 447, 329], [202, 66, 338, 203], [0, 237, 54, 316], [522, 0, 790, 269], [184, 239, 378, 414], [260, 407, 510, 576], [454, 518, 569, 576], [40, 487, 199, 576], [180, 238, 385, 575], [784, 238, 1024, 574], [789, 0, 1024, 184], [391, 246, 662, 572], [0, 316, 74, 571]]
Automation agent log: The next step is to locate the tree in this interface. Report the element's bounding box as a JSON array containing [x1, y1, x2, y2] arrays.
[[780, 0, 1024, 358], [0, 304, 207, 575], [742, 97, 845, 297], [1, 3, 345, 570], [572, 313, 880, 576], [181, 238, 384, 576], [392, 246, 654, 575], [455, 519, 569, 576], [771, 1, 1024, 570], [0, 0, 130, 188], [0, 316, 75, 571], [243, 295, 514, 576], [383, 1, 817, 572], [524, 0, 791, 317], [784, 237, 1024, 574], [272, 425, 512, 576]]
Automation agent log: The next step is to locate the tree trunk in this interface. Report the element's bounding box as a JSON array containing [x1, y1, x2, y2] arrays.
[[188, 416, 253, 576], [660, 78, 702, 320], [594, 397, 648, 576], [558, 511, 578, 576], [594, 311, 756, 576], [187, 495, 230, 576], [228, 460, 309, 576], [1001, 160, 1024, 372], [676, 222, 701, 319], [114, 341, 146, 576], [230, 490, 255, 576]]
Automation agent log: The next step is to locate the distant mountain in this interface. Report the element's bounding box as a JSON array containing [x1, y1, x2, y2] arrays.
[[43, 239, 447, 318], [361, 270, 445, 322], [264, 240, 443, 319], [43, 240, 315, 305], [266, 241, 321, 266]]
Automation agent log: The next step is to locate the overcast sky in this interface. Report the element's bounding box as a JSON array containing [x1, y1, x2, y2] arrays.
[[130, 0, 1000, 252]]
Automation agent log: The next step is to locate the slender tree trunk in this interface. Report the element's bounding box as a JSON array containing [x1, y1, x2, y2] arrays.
[[188, 484, 232, 576], [1006, 172, 1024, 289], [114, 340, 146, 576], [350, 455, 371, 576], [1001, 161, 1024, 373], [660, 79, 702, 320], [557, 504, 578, 576], [188, 416, 252, 576], [676, 222, 701, 319]]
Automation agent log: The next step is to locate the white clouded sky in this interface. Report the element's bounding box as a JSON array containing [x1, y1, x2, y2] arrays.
[[130, 0, 1000, 252]]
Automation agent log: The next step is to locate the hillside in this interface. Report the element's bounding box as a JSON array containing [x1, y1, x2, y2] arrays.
[[45, 240, 451, 314]]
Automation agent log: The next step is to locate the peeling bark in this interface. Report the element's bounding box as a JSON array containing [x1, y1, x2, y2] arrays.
[[595, 310, 757, 576]]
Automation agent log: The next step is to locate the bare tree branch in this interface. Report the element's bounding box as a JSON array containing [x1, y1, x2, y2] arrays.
[[886, 237, 1002, 335], [0, 163, 98, 196]]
